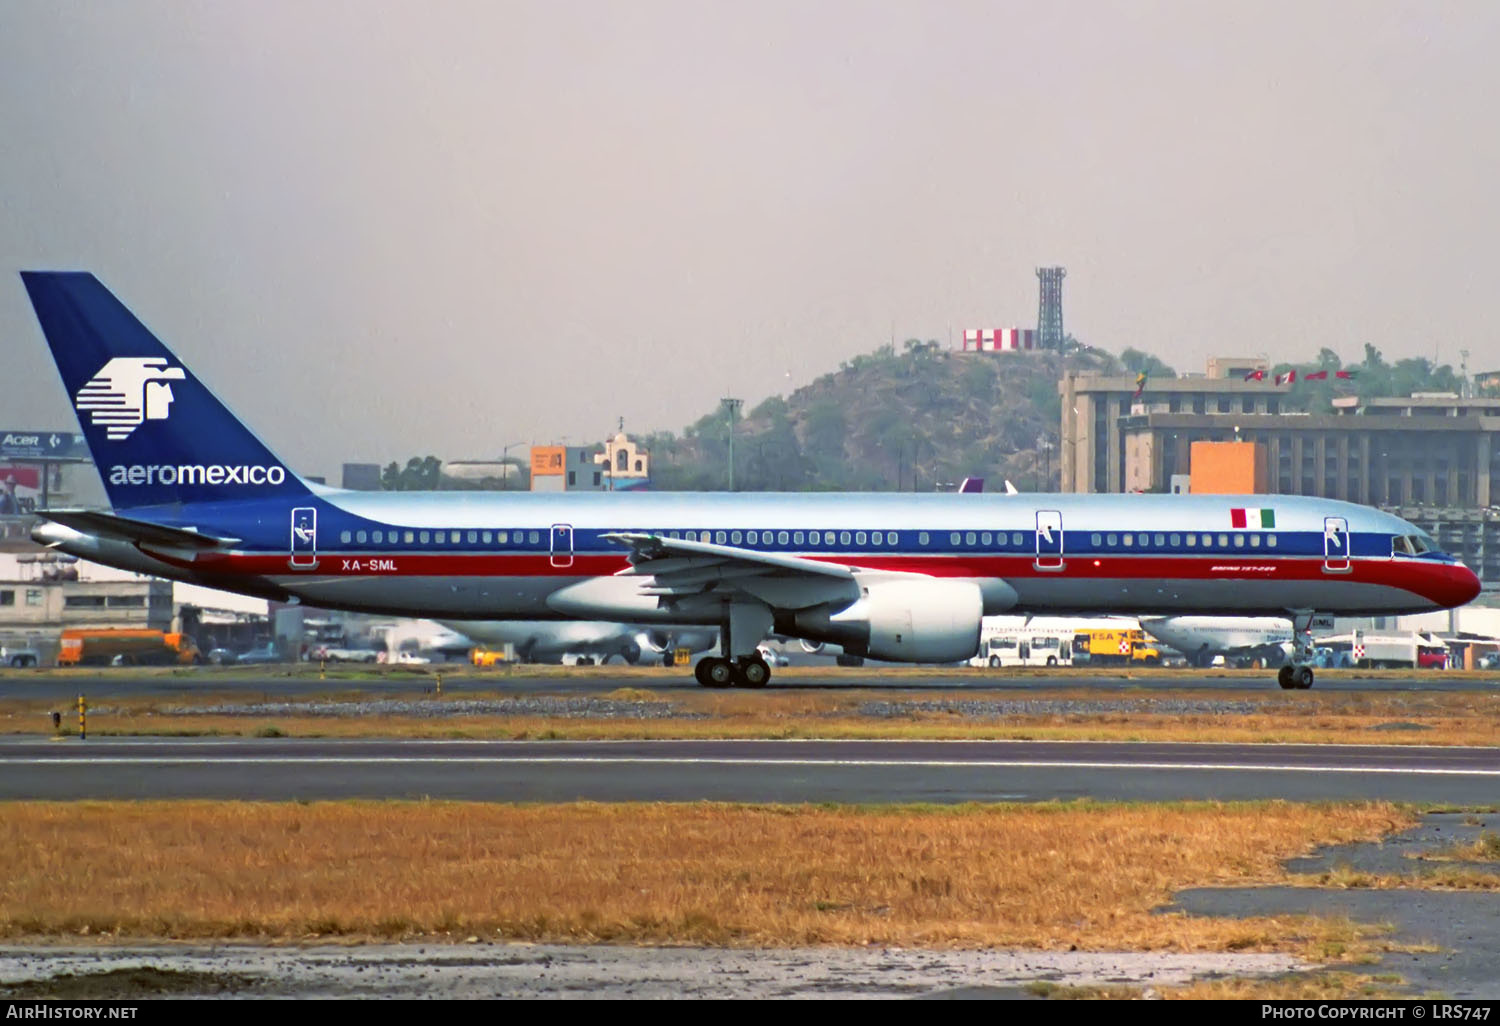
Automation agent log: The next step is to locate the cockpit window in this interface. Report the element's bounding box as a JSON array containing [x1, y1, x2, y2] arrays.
[[1393, 534, 1437, 556]]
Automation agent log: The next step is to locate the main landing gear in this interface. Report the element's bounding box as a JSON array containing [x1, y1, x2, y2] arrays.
[[694, 601, 774, 688], [1276, 611, 1319, 690], [693, 654, 771, 688]]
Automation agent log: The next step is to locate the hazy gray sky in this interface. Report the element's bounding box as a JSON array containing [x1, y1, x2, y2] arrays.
[[3, 1, 1497, 481]]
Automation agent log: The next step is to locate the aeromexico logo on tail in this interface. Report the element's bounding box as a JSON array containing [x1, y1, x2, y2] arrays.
[[75, 357, 286, 489], [75, 357, 186, 440]]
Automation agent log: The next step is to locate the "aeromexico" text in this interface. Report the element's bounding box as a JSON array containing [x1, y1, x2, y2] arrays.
[[107, 464, 286, 486]]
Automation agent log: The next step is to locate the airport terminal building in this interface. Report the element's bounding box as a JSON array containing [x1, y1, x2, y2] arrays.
[[1060, 366, 1500, 585]]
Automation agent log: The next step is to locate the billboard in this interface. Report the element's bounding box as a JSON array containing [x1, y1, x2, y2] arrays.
[[0, 432, 88, 461]]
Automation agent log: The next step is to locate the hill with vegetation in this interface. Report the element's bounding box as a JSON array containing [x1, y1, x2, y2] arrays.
[[641, 339, 1118, 492], [376, 338, 1474, 493]]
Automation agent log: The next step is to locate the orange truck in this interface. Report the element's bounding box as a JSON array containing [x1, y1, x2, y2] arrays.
[[57, 629, 202, 667]]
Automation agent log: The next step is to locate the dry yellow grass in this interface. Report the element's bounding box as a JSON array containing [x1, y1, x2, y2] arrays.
[[6, 684, 1500, 746], [0, 800, 1412, 952]]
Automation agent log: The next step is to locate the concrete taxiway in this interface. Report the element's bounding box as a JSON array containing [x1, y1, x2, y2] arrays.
[[3, 737, 1498, 803]]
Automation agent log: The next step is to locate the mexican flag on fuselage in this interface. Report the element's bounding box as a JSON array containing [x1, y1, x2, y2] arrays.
[[1230, 507, 1276, 529]]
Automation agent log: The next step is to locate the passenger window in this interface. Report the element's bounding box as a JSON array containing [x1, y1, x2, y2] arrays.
[[1012, 532, 1024, 546], [466, 531, 477, 544], [485, 531, 495, 543], [731, 531, 742, 544], [373, 530, 384, 543], [1249, 534, 1261, 547], [1267, 535, 1277, 548], [981, 532, 991, 546], [747, 531, 757, 544], [419, 531, 430, 544], [1091, 533, 1101, 546], [1154, 533, 1164, 546], [356, 530, 367, 543], [1106, 533, 1117, 546], [778, 531, 789, 545], [1234, 534, 1245, 548], [1217, 534, 1228, 547], [1202, 533, 1212, 547], [919, 532, 929, 545], [793, 531, 804, 545], [965, 532, 976, 546], [528, 531, 539, 545], [340, 531, 351, 544], [449, 531, 459, 544], [856, 531, 867, 545], [715, 531, 727, 544], [1169, 533, 1180, 546], [1138, 533, 1149, 547], [404, 531, 415, 544], [950, 532, 960, 546], [1185, 534, 1196, 547]]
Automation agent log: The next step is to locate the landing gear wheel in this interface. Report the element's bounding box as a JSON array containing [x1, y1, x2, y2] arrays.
[[1295, 665, 1314, 689], [696, 657, 735, 688], [988, 655, 1000, 668], [1277, 665, 1296, 690], [663, 652, 675, 667], [737, 657, 770, 688]]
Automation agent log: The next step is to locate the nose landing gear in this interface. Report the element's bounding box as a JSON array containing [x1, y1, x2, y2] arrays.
[[1277, 611, 1319, 689]]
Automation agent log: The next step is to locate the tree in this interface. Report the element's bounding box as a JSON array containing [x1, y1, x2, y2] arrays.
[[1120, 347, 1176, 378], [381, 456, 442, 491], [1316, 348, 1342, 371]]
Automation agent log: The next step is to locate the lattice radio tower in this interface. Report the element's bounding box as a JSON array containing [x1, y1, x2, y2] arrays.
[[1036, 266, 1066, 350]]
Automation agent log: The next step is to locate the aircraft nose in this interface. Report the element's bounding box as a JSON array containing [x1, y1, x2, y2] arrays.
[[1430, 562, 1482, 609]]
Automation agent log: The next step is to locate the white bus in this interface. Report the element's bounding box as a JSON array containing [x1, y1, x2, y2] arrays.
[[970, 619, 1077, 668]]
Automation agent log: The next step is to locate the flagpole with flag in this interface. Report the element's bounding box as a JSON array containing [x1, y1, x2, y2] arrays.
[[1132, 371, 1147, 399]]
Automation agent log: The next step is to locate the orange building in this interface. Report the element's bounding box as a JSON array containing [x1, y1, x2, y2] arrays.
[[1189, 441, 1268, 494]]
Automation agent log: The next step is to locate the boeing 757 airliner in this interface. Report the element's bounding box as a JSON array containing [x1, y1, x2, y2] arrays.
[[20, 272, 1480, 689]]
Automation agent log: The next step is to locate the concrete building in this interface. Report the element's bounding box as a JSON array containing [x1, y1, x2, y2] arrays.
[[596, 433, 650, 491], [0, 572, 173, 664], [1060, 361, 1500, 585], [341, 463, 383, 490], [530, 445, 604, 492]]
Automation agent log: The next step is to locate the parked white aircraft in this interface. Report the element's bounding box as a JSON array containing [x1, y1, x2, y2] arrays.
[[1139, 616, 1296, 667], [439, 620, 716, 665]]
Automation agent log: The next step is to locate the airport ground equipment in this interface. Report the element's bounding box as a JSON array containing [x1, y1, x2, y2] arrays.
[[56, 629, 201, 667]]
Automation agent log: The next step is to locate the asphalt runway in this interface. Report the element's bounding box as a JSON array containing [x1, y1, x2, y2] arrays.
[[3, 737, 1498, 804], [4, 668, 1500, 700]]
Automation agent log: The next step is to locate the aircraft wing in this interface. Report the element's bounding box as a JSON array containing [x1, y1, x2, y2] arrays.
[[37, 509, 240, 550], [599, 531, 862, 611], [606, 532, 856, 582]]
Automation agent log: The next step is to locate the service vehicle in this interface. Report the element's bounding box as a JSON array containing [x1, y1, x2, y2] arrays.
[[57, 629, 201, 667], [1074, 627, 1161, 666]]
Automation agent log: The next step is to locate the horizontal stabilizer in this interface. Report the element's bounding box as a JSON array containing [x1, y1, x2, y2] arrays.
[[38, 509, 239, 549]]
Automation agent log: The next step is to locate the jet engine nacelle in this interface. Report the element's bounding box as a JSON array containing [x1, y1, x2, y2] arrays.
[[798, 639, 825, 654], [787, 579, 983, 663]]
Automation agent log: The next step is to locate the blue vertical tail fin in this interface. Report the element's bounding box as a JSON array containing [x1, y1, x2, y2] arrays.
[[21, 271, 310, 510]]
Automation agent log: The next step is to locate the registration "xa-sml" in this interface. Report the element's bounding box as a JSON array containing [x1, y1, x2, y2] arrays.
[[341, 559, 398, 572]]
